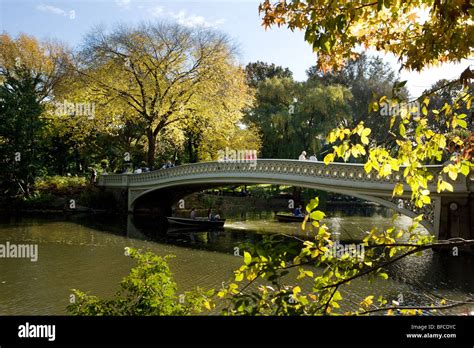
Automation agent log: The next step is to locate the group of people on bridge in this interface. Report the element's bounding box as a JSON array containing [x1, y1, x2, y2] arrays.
[[298, 151, 318, 161]]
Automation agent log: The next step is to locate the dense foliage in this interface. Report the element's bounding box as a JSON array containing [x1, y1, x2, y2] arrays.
[[245, 77, 352, 158], [259, 0, 473, 71]]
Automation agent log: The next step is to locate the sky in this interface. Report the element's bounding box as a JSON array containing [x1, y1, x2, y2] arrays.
[[0, 0, 470, 97]]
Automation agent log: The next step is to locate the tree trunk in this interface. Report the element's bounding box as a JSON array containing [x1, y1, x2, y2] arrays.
[[186, 136, 193, 163], [292, 187, 302, 205], [147, 131, 156, 170]]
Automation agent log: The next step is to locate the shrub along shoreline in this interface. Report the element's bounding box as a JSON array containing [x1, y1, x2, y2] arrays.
[[0, 175, 119, 213]]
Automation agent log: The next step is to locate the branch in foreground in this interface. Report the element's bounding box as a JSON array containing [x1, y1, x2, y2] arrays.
[[359, 300, 474, 315], [321, 238, 474, 290]]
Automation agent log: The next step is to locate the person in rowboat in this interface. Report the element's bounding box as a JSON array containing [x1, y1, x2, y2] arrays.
[[207, 208, 215, 221], [293, 204, 304, 217]]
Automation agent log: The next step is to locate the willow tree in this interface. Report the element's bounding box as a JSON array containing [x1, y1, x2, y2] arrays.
[[75, 23, 253, 168], [246, 77, 352, 158]]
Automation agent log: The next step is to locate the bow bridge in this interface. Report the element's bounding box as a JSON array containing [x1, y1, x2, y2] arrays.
[[98, 159, 473, 240]]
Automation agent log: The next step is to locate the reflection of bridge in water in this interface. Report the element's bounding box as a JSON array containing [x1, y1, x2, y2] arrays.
[[98, 159, 473, 240]]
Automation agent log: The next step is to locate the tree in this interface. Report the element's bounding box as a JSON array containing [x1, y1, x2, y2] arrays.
[[307, 52, 409, 143], [196, 122, 262, 161], [422, 79, 473, 134], [245, 61, 293, 88], [245, 77, 351, 158], [0, 34, 69, 102], [259, 0, 473, 72], [0, 68, 44, 197], [76, 23, 253, 168], [0, 34, 69, 196]]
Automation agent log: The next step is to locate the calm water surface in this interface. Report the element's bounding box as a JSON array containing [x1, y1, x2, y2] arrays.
[[0, 210, 473, 315]]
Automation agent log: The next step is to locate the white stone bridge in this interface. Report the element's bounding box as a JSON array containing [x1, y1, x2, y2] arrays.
[[98, 159, 473, 240]]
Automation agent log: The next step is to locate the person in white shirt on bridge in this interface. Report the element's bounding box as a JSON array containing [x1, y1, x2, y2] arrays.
[[298, 151, 307, 161]]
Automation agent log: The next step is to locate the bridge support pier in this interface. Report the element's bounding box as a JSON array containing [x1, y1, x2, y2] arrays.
[[128, 189, 146, 213], [438, 193, 473, 241]]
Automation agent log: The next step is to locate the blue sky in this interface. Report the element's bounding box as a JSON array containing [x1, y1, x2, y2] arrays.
[[0, 0, 469, 97]]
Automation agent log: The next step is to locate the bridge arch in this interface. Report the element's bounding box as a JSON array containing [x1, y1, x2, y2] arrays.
[[129, 176, 439, 234]]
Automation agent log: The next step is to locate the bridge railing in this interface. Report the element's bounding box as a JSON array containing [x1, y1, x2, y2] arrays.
[[97, 159, 469, 193]]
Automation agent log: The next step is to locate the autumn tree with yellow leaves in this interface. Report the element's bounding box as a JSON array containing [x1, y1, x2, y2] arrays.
[[73, 23, 257, 168]]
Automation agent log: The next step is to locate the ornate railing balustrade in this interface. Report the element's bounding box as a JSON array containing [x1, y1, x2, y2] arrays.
[[98, 159, 468, 192]]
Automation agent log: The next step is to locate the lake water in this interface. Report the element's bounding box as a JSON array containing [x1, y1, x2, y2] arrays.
[[0, 210, 473, 315]]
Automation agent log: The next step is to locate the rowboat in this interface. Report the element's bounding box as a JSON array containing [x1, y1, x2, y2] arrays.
[[275, 214, 305, 223], [166, 216, 225, 228]]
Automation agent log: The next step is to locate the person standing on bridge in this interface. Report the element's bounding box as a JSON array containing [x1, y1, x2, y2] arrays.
[[190, 208, 197, 220], [88, 167, 97, 184], [298, 151, 307, 161]]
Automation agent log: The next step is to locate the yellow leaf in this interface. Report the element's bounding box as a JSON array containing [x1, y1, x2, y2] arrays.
[[457, 119, 467, 129], [361, 295, 374, 308], [392, 183, 403, 196], [324, 153, 335, 165], [444, 181, 453, 192], [389, 116, 396, 130], [460, 163, 470, 176], [399, 123, 406, 137], [364, 161, 372, 173], [421, 195, 431, 204], [361, 128, 371, 137], [301, 215, 309, 231], [448, 168, 458, 181]]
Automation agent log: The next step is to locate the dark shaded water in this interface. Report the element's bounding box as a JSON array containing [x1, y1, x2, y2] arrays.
[[0, 210, 473, 315]]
